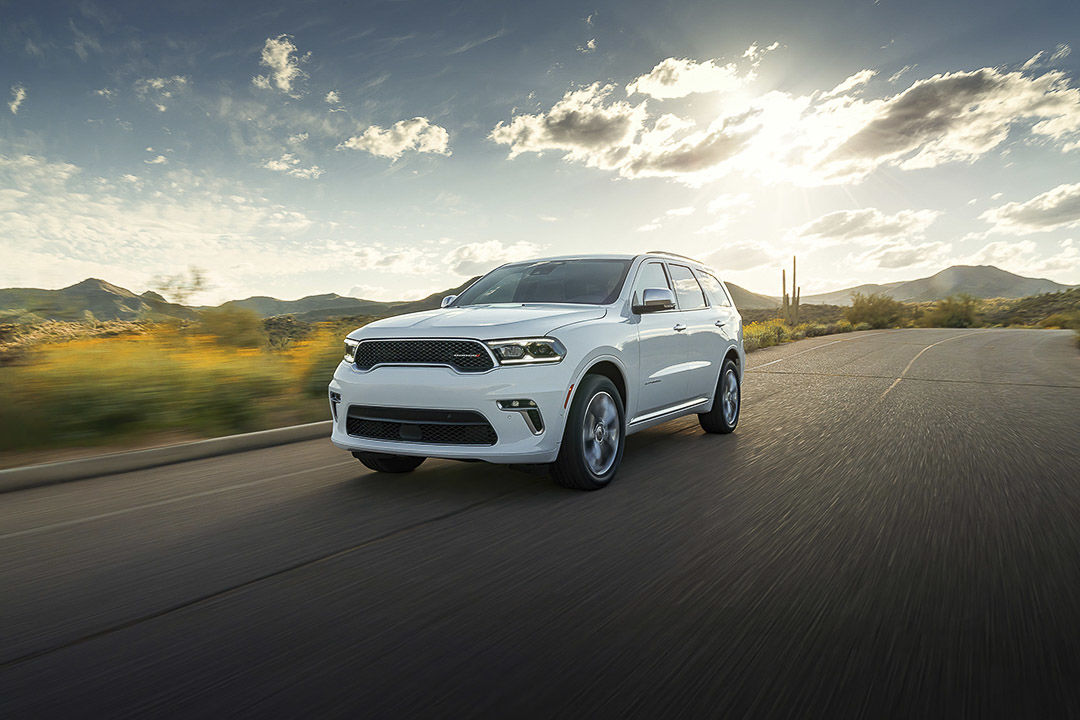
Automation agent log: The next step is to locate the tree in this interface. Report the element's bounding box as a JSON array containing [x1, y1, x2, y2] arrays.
[[151, 266, 208, 305], [197, 307, 267, 347], [925, 294, 978, 328], [846, 292, 906, 329]]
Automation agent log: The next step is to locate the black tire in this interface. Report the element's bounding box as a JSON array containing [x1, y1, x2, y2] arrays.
[[699, 358, 741, 434], [353, 452, 426, 473], [550, 374, 625, 490]]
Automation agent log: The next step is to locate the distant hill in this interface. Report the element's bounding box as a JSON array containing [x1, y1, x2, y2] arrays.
[[0, 279, 200, 323], [1, 265, 1072, 322], [0, 277, 479, 324], [217, 277, 480, 322], [801, 266, 1073, 305], [725, 282, 779, 309]]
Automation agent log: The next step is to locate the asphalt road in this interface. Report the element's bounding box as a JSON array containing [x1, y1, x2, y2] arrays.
[[2, 329, 1078, 718]]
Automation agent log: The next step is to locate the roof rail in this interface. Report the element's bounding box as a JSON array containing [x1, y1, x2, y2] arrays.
[[645, 250, 703, 264]]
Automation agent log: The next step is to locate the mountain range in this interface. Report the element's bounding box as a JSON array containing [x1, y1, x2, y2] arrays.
[[0, 266, 1073, 322], [727, 265, 1074, 309]]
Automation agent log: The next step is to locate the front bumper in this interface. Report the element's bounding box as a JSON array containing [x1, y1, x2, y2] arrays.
[[328, 361, 574, 463]]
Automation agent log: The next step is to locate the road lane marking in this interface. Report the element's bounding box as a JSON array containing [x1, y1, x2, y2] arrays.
[[749, 329, 907, 370], [0, 461, 354, 541], [750, 370, 1079, 389], [880, 331, 985, 399], [0, 483, 531, 669]]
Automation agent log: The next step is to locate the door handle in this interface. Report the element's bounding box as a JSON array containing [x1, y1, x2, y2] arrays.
[[673, 323, 687, 332], [715, 320, 726, 327]]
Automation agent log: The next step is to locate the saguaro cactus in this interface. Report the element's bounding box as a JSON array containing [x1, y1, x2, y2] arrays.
[[781, 257, 800, 325]]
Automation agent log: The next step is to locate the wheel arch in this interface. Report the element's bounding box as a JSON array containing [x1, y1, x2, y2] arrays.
[[582, 360, 628, 409]]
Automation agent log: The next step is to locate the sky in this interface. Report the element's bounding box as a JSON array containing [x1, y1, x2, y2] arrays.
[[1, 0, 1079, 304]]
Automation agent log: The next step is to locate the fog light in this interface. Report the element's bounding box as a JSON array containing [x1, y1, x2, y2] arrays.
[[329, 391, 342, 421], [497, 399, 543, 434]]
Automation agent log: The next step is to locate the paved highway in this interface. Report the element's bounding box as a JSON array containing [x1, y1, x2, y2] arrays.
[[2, 329, 1078, 718]]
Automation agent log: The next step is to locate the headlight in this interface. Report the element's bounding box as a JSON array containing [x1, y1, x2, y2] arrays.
[[343, 338, 360, 363], [486, 337, 566, 365]]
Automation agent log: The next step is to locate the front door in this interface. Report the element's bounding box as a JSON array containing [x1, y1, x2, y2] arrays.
[[630, 261, 689, 419]]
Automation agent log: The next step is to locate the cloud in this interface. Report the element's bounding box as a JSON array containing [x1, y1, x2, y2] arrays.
[[701, 240, 778, 271], [490, 83, 645, 168], [8, 85, 26, 115], [626, 57, 752, 99], [69, 21, 101, 61], [443, 240, 540, 275], [493, 62, 1080, 187], [707, 193, 752, 214], [287, 132, 308, 144], [888, 65, 916, 83], [134, 76, 188, 111], [578, 38, 597, 54], [253, 35, 310, 97], [636, 222, 661, 232], [797, 207, 940, 244], [1050, 44, 1071, 63], [325, 90, 341, 105], [0, 153, 328, 300], [447, 29, 507, 55], [823, 69, 876, 98], [968, 237, 1078, 279], [338, 117, 451, 159], [855, 239, 952, 269], [1022, 52, 1044, 70], [742, 42, 780, 63], [979, 182, 1080, 234], [143, 155, 168, 165], [94, 88, 115, 99], [666, 206, 695, 216], [262, 153, 323, 179], [826, 68, 1080, 175]]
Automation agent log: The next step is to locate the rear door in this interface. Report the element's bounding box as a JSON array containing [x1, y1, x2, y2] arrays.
[[694, 269, 739, 389], [666, 264, 717, 402], [630, 261, 689, 419]]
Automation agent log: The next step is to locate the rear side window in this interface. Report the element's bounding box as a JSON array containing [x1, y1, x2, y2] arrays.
[[631, 262, 671, 306], [697, 271, 731, 307], [668, 264, 707, 310]]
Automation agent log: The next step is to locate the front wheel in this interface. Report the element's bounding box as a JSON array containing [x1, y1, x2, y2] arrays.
[[353, 452, 426, 473], [550, 374, 625, 490], [699, 358, 740, 434]]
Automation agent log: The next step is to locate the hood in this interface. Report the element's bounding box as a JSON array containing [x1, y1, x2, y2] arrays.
[[351, 304, 607, 340]]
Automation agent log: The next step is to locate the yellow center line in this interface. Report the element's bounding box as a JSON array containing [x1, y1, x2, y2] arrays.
[[880, 330, 985, 399]]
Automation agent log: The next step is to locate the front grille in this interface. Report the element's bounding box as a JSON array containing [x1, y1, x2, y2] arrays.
[[346, 405, 498, 446], [353, 339, 494, 372]]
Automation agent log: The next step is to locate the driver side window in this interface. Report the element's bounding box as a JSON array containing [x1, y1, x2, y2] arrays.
[[631, 262, 671, 306]]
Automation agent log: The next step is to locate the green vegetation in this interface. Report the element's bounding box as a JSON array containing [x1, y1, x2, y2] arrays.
[[845, 292, 907, 329], [2, 283, 1077, 457], [920, 294, 978, 328]]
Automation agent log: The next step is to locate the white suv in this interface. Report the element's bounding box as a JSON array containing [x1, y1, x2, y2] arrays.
[[329, 253, 744, 490]]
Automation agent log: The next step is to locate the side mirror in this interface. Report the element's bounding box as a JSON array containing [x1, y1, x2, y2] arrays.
[[441, 295, 457, 308], [633, 287, 676, 313]]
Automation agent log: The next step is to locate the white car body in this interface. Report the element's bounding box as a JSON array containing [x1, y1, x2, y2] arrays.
[[328, 253, 744, 466]]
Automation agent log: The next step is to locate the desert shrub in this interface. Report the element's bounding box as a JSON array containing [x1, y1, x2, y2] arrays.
[[924, 294, 978, 328], [805, 324, 829, 337], [0, 331, 288, 451], [832, 320, 854, 333], [1038, 310, 1080, 330], [846, 292, 906, 329], [743, 319, 789, 351], [198, 307, 267, 347], [854, 322, 872, 331]]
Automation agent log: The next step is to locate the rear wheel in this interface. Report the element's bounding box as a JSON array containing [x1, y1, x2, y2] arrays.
[[353, 452, 426, 473], [551, 375, 625, 490], [699, 358, 740, 434]]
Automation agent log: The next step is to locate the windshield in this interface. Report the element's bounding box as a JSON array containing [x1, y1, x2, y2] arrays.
[[453, 259, 632, 306]]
